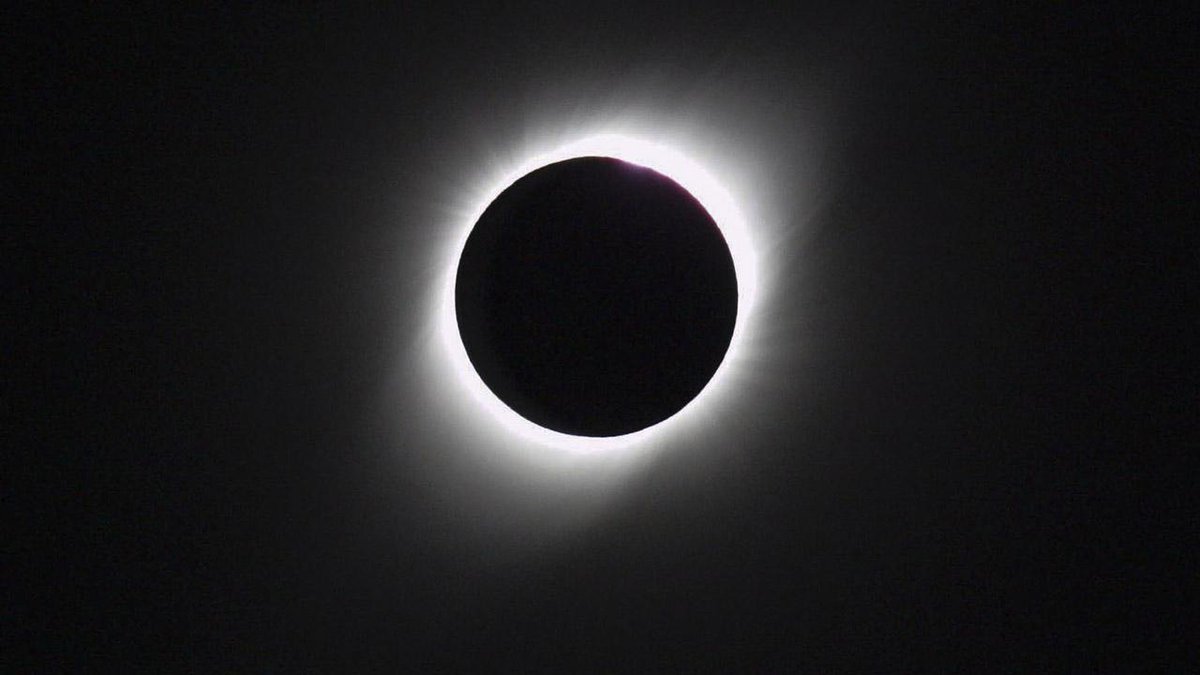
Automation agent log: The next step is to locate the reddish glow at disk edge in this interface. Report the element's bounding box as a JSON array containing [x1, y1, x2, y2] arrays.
[[436, 134, 759, 455]]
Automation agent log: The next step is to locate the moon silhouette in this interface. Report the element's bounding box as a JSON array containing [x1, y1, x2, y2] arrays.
[[454, 156, 738, 437]]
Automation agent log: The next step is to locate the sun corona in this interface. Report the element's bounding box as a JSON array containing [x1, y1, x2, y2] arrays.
[[437, 134, 758, 453]]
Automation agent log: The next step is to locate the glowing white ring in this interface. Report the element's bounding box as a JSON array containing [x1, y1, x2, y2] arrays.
[[438, 134, 757, 453]]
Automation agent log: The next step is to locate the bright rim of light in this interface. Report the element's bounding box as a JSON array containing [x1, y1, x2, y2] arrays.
[[438, 133, 757, 453]]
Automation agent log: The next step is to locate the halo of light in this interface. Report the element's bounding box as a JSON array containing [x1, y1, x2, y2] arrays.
[[436, 133, 759, 454]]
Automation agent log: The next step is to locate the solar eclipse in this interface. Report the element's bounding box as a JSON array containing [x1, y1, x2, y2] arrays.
[[438, 135, 759, 453], [455, 156, 738, 438]]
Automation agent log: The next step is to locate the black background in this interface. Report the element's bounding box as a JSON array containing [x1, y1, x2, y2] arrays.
[[9, 3, 1194, 671]]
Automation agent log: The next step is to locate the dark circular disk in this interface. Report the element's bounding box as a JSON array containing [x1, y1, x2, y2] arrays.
[[455, 156, 738, 437]]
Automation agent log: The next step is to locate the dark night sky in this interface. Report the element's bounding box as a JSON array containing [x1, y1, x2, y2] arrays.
[[9, 3, 1194, 671]]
